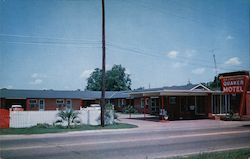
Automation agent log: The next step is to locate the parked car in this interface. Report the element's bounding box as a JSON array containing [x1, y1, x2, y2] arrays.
[[90, 104, 101, 109], [10, 105, 24, 111]]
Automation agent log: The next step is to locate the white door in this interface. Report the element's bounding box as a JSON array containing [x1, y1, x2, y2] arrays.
[[39, 99, 45, 111]]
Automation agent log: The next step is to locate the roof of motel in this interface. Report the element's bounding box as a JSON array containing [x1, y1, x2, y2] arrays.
[[0, 84, 211, 99], [131, 84, 211, 93], [0, 89, 131, 100]]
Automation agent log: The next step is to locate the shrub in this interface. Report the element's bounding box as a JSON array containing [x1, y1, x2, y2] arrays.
[[34, 123, 51, 128], [123, 105, 138, 114], [56, 109, 81, 128]]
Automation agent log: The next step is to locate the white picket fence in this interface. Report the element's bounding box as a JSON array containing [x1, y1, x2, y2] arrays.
[[10, 108, 114, 128]]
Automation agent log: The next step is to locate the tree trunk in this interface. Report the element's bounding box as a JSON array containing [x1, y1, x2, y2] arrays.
[[67, 118, 70, 128]]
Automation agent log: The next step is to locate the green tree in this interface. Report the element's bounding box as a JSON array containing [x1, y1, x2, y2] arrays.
[[207, 76, 221, 90], [86, 68, 102, 91], [86, 64, 131, 91]]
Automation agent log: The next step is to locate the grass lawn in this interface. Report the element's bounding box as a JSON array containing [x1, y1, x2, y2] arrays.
[[163, 148, 250, 159], [0, 123, 137, 135]]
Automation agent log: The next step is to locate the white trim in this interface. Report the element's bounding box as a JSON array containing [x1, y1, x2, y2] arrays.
[[150, 96, 159, 99], [190, 84, 211, 91], [140, 98, 144, 108]]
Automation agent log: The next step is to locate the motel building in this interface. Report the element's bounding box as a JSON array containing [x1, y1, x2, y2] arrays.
[[130, 71, 250, 120], [130, 84, 235, 120], [0, 71, 250, 123]]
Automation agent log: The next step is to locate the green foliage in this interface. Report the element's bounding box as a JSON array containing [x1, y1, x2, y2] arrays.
[[123, 105, 138, 114], [86, 68, 102, 91], [56, 109, 81, 128], [221, 113, 241, 121], [34, 123, 52, 128], [86, 64, 131, 91], [106, 64, 131, 91], [105, 103, 114, 110], [104, 103, 115, 125], [207, 76, 221, 90], [166, 148, 250, 159], [0, 123, 137, 135]]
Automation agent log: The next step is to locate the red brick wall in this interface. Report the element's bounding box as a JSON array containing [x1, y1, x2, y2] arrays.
[[72, 99, 82, 110], [246, 93, 250, 115], [45, 99, 57, 110]]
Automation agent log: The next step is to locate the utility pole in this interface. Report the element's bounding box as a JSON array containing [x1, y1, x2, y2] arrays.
[[101, 0, 106, 127], [212, 53, 219, 89]]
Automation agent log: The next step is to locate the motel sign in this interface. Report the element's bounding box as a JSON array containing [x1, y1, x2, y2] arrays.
[[220, 74, 249, 116], [221, 76, 245, 94]]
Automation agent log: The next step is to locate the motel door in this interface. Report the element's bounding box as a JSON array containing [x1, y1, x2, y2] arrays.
[[169, 96, 180, 120], [39, 99, 45, 111]]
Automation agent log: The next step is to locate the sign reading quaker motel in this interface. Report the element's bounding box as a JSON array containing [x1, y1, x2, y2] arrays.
[[221, 76, 246, 94]]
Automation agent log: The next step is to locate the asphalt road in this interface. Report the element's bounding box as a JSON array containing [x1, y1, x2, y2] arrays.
[[1, 126, 250, 159]]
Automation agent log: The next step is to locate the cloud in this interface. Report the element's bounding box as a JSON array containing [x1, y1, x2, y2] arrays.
[[225, 57, 241, 65], [226, 35, 234, 40], [80, 69, 94, 79], [167, 50, 178, 59], [31, 73, 38, 78], [29, 73, 46, 85], [191, 68, 205, 75], [31, 73, 47, 78], [7, 85, 13, 89], [30, 79, 43, 85], [172, 62, 186, 68], [185, 49, 196, 58]]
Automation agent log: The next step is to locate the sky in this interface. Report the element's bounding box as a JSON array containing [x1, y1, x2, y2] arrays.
[[0, 0, 249, 90]]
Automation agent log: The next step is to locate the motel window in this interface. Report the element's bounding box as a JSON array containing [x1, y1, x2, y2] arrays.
[[141, 98, 144, 108], [121, 99, 125, 106], [212, 95, 231, 114], [150, 97, 160, 113], [29, 99, 37, 108], [56, 99, 65, 107], [141, 98, 149, 108], [170, 97, 176, 104], [118, 99, 125, 107]]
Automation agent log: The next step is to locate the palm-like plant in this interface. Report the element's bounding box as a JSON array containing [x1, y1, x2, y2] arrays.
[[56, 109, 80, 128]]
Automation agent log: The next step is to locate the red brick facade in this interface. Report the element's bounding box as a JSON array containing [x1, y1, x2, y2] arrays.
[[26, 98, 82, 111], [246, 93, 250, 115]]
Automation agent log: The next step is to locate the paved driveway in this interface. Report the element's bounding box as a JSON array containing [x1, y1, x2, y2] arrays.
[[117, 113, 250, 131]]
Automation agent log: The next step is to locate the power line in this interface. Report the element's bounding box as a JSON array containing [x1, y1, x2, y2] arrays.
[[107, 43, 248, 73], [0, 41, 102, 48], [0, 33, 101, 43], [128, 0, 247, 35]]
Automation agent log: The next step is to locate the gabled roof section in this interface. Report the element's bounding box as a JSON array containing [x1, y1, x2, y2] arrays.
[[190, 83, 211, 91], [130, 83, 212, 97], [163, 84, 197, 91]]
